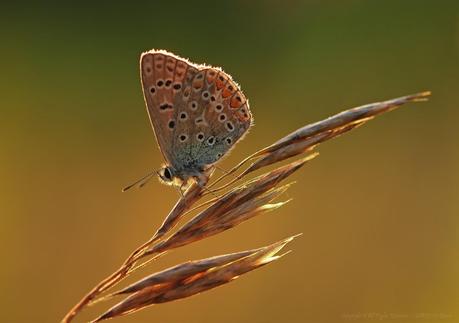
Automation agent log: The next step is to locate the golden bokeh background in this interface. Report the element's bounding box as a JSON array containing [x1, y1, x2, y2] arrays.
[[1, 1, 458, 322]]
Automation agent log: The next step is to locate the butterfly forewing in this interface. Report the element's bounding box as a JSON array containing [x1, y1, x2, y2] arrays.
[[140, 49, 252, 177], [141, 51, 192, 166]]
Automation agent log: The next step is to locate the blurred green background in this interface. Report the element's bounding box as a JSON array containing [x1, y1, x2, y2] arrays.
[[1, 1, 458, 322]]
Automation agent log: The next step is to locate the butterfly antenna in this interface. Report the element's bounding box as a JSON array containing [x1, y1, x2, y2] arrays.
[[122, 171, 158, 192]]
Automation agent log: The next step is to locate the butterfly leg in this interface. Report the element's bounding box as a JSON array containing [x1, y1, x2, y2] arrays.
[[192, 173, 220, 197], [194, 172, 209, 187], [179, 181, 190, 197]]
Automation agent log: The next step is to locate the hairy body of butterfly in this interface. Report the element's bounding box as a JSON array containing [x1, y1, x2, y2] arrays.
[[140, 49, 253, 190]]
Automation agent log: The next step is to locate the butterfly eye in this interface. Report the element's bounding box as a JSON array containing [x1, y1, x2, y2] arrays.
[[164, 167, 172, 180]]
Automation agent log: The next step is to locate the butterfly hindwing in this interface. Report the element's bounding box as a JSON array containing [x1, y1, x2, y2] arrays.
[[195, 69, 251, 165]]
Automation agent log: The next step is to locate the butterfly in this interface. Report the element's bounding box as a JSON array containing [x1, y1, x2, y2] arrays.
[[124, 50, 253, 192]]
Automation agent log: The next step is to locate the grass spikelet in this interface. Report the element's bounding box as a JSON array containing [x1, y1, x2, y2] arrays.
[[153, 183, 204, 239], [92, 235, 299, 322], [258, 91, 431, 156]]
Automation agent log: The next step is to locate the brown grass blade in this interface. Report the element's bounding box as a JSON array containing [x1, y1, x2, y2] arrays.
[[244, 120, 366, 174], [152, 183, 204, 240], [114, 248, 267, 296], [92, 235, 299, 322], [146, 157, 313, 255]]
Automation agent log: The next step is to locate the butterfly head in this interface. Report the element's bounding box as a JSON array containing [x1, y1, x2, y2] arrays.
[[157, 165, 174, 183], [157, 165, 186, 188]]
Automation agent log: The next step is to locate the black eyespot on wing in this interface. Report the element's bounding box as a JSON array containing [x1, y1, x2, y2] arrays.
[[168, 120, 175, 129], [207, 136, 215, 145], [165, 79, 172, 87], [157, 80, 164, 87], [160, 103, 173, 110], [226, 121, 234, 131], [196, 132, 204, 141], [173, 83, 182, 90]]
